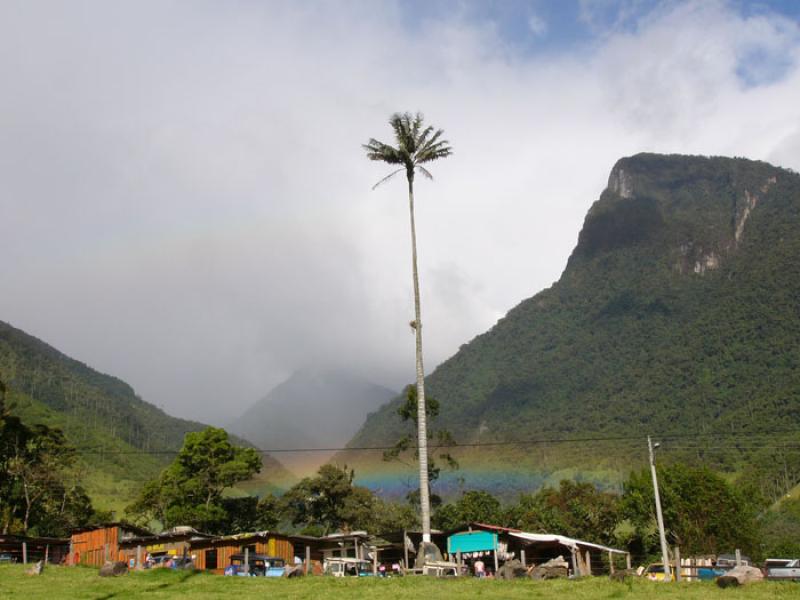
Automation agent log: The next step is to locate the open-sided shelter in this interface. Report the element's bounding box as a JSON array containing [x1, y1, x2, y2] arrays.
[[446, 523, 628, 576], [0, 534, 69, 564]]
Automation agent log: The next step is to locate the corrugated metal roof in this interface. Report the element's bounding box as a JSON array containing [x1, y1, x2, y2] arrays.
[[509, 531, 627, 555]]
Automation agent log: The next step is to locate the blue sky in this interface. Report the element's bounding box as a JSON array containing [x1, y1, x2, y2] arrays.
[[401, 1, 800, 55]]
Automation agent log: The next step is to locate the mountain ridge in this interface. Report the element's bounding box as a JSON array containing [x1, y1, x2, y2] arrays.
[[0, 319, 292, 511], [340, 153, 800, 499]]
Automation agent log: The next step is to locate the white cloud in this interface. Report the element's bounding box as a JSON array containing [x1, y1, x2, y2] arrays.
[[0, 0, 798, 424], [528, 13, 548, 38]]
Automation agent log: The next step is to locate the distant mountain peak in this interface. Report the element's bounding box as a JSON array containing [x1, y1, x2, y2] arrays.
[[229, 369, 396, 475]]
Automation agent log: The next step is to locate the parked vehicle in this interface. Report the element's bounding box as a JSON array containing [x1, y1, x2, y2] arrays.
[[764, 559, 800, 581], [716, 554, 751, 569], [169, 556, 194, 570], [224, 554, 286, 577], [145, 554, 172, 569], [641, 563, 722, 581], [324, 557, 374, 577], [643, 563, 669, 581], [420, 562, 458, 577]]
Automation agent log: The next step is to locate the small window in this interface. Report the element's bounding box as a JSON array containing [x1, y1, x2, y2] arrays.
[[205, 549, 218, 570]]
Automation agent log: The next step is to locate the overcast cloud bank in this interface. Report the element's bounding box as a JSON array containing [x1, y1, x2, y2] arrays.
[[1, 0, 799, 423]]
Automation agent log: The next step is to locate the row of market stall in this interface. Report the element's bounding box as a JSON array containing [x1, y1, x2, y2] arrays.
[[3, 522, 631, 577]]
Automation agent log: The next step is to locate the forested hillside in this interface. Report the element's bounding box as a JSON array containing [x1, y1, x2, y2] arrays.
[[344, 154, 800, 500], [0, 321, 291, 512]]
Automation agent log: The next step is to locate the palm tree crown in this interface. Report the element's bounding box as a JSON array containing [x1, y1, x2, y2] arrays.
[[363, 112, 452, 187]]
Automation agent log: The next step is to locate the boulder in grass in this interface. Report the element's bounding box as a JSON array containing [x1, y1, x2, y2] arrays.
[[99, 561, 129, 577], [497, 559, 527, 579], [530, 557, 570, 580], [716, 565, 764, 588], [26, 560, 44, 576]]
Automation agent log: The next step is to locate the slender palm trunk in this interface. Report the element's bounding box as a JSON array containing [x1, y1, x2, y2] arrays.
[[407, 172, 431, 542]]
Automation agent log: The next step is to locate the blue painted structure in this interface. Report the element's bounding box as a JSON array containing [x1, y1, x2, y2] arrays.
[[447, 531, 497, 554]]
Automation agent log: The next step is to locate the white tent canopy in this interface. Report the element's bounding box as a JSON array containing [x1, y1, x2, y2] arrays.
[[509, 531, 627, 555]]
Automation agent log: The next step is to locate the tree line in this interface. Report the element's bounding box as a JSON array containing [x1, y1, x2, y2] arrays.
[[121, 424, 798, 562], [0, 377, 109, 536]]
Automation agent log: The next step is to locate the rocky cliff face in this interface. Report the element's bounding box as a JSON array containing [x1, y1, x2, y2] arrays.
[[345, 153, 800, 457]]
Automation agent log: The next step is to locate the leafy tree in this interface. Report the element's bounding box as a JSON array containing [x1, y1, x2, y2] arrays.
[[760, 498, 800, 559], [1, 377, 101, 536], [383, 384, 458, 508], [434, 490, 502, 530], [126, 427, 261, 532], [215, 494, 281, 534], [364, 112, 452, 540], [281, 464, 375, 535], [620, 462, 759, 557], [506, 480, 620, 546], [281, 463, 418, 535]]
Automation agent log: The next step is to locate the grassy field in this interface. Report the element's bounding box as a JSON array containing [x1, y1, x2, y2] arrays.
[[1, 565, 799, 600]]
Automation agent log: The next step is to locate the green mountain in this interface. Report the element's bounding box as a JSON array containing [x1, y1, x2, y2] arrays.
[[0, 320, 292, 514], [343, 153, 800, 499]]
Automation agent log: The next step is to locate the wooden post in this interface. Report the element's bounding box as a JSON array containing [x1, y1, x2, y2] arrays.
[[403, 530, 409, 571], [104, 543, 109, 563], [609, 551, 615, 574], [571, 549, 579, 576], [584, 550, 592, 576], [45, 544, 50, 565], [69, 539, 74, 566], [373, 547, 378, 576], [520, 549, 526, 567], [244, 547, 249, 574], [305, 545, 310, 575], [735, 549, 741, 567], [136, 545, 142, 570], [354, 537, 359, 560], [457, 550, 462, 573], [674, 546, 681, 582], [626, 552, 631, 570], [22, 542, 27, 565], [493, 549, 499, 574]]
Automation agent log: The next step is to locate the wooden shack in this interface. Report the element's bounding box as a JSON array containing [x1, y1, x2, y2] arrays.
[[118, 526, 214, 569], [190, 531, 294, 573], [69, 523, 152, 567]]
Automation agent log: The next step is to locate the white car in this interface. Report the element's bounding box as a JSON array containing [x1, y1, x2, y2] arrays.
[[764, 559, 800, 581]]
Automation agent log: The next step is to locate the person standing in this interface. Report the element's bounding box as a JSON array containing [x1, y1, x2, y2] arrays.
[[474, 558, 485, 578]]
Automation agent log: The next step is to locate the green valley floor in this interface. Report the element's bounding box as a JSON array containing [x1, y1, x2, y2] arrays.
[[1, 566, 798, 599]]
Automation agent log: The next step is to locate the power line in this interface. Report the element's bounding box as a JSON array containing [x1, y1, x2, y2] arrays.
[[68, 428, 800, 456]]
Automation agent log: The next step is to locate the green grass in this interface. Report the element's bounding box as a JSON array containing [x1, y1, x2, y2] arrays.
[[1, 565, 798, 599]]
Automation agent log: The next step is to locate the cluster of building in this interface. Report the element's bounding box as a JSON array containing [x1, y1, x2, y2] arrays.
[[2, 522, 631, 577]]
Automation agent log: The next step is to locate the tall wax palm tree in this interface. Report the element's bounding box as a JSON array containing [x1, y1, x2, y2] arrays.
[[363, 112, 452, 542]]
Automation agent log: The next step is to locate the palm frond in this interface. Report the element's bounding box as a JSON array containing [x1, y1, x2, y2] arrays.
[[392, 112, 419, 154], [416, 165, 434, 180], [363, 139, 404, 164], [411, 113, 425, 149], [371, 168, 404, 190], [417, 142, 452, 164], [416, 125, 435, 153]]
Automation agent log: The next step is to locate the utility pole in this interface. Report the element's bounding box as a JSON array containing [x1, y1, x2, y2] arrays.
[[648, 436, 672, 582]]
